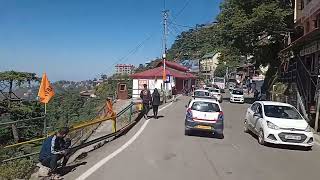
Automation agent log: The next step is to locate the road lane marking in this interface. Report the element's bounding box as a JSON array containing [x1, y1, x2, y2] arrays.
[[76, 101, 174, 180]]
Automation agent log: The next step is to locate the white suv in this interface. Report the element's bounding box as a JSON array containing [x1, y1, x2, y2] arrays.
[[244, 101, 314, 149]]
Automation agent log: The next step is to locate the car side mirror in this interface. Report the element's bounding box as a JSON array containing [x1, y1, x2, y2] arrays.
[[185, 105, 188, 108], [254, 112, 262, 118]]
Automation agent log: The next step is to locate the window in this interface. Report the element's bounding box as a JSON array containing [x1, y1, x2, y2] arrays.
[[256, 104, 263, 115], [194, 91, 210, 97], [191, 101, 220, 112], [209, 89, 220, 93], [232, 90, 244, 95], [251, 103, 258, 111], [300, 0, 304, 10], [306, 21, 310, 33], [119, 84, 126, 91], [264, 105, 303, 119]]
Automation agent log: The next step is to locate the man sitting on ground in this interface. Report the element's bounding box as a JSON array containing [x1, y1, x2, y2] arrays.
[[39, 127, 71, 178]]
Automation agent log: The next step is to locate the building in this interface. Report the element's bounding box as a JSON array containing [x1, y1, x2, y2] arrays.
[[200, 52, 220, 81], [130, 61, 196, 99], [115, 64, 135, 75], [279, 0, 320, 131]]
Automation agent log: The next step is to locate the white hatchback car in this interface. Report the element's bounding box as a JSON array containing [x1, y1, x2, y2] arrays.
[[185, 98, 224, 138], [208, 88, 223, 103], [244, 101, 314, 149], [230, 89, 244, 103]]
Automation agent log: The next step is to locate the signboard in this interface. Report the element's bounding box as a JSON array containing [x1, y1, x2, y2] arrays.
[[165, 75, 171, 83], [138, 80, 148, 90], [300, 41, 320, 56]]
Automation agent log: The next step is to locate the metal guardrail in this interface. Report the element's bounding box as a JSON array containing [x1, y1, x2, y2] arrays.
[[0, 101, 139, 163]]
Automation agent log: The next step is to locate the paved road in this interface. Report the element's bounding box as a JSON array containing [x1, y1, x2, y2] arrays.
[[65, 96, 320, 180]]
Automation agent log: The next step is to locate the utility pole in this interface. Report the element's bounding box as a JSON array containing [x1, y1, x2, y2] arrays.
[[162, 10, 169, 88], [161, 8, 169, 103]]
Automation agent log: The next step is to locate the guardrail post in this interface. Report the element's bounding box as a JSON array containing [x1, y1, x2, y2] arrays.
[[129, 103, 133, 123], [112, 112, 117, 132]]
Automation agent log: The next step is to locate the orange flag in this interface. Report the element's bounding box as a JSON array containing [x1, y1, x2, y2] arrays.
[[38, 73, 55, 104]]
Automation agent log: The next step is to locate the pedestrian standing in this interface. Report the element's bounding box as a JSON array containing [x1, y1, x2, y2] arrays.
[[152, 88, 161, 119], [140, 84, 152, 119]]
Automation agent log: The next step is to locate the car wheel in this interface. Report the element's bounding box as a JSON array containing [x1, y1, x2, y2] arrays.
[[244, 119, 250, 133], [258, 129, 265, 145], [185, 129, 191, 136], [215, 133, 224, 139], [304, 146, 313, 151]]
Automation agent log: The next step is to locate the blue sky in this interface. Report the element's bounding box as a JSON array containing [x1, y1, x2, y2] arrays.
[[0, 0, 222, 81]]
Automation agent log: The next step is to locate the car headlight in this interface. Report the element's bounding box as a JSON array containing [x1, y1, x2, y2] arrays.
[[305, 125, 311, 132], [267, 121, 279, 130]]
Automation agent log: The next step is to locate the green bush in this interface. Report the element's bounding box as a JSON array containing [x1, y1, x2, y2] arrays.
[[0, 158, 35, 180]]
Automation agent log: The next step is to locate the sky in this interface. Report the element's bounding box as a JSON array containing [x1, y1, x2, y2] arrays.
[[0, 0, 222, 81]]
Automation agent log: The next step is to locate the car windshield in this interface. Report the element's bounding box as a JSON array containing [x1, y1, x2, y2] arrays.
[[228, 79, 237, 83], [191, 102, 220, 112], [264, 105, 303, 119], [194, 91, 210, 97], [209, 89, 219, 93], [232, 90, 243, 95], [214, 78, 224, 83]]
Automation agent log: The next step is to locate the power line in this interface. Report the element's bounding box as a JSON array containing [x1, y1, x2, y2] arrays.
[[104, 34, 154, 75], [174, 0, 191, 18]]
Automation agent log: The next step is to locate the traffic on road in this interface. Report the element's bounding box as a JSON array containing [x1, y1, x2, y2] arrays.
[[61, 81, 320, 180]]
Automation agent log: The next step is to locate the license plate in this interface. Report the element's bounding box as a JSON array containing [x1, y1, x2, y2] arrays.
[[196, 125, 212, 130], [285, 135, 301, 140]]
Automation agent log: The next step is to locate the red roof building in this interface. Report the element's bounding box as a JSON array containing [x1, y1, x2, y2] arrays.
[[130, 61, 196, 97]]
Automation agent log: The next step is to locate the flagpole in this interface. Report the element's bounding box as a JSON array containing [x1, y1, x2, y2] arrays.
[[43, 103, 47, 136]]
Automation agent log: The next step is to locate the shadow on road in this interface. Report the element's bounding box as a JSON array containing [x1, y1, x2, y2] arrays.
[[57, 162, 87, 176], [186, 131, 224, 139], [247, 131, 312, 151]]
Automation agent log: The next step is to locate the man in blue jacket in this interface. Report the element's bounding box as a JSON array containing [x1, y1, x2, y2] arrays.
[[39, 127, 71, 175]]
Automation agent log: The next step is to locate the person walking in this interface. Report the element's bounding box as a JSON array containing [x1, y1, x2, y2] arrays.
[[140, 84, 152, 119], [39, 127, 71, 179], [172, 86, 177, 101], [152, 88, 161, 119]]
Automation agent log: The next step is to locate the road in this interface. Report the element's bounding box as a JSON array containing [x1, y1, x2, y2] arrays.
[[64, 96, 320, 180]]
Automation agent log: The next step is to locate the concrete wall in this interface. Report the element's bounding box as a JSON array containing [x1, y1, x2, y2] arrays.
[[132, 76, 175, 98]]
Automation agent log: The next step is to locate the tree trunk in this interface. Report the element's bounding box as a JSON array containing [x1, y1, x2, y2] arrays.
[[12, 124, 19, 143]]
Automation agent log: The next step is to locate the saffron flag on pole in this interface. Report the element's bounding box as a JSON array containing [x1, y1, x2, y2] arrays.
[[38, 73, 55, 104]]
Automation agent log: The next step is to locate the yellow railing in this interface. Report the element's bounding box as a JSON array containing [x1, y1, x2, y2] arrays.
[[3, 115, 117, 149]]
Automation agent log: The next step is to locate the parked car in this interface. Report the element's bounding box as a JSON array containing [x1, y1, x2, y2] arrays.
[[230, 89, 244, 103], [244, 101, 314, 149], [208, 88, 223, 103], [185, 98, 224, 138]]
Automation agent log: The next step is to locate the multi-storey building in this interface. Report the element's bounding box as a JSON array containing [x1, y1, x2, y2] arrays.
[[115, 64, 135, 75], [280, 0, 320, 131], [200, 52, 220, 81]]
